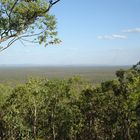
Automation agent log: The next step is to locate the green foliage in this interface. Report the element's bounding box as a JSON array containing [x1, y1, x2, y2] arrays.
[[0, 0, 61, 51], [0, 63, 140, 139], [0, 84, 12, 107]]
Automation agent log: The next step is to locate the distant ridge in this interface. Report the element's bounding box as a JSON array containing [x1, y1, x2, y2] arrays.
[[0, 64, 131, 67]]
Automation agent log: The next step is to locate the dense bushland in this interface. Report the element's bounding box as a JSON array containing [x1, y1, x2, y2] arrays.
[[0, 63, 140, 140]]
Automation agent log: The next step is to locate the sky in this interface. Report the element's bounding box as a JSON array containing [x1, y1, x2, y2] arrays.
[[0, 0, 140, 66]]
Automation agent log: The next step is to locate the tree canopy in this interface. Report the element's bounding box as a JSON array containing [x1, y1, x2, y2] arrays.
[[0, 63, 140, 139], [0, 0, 60, 51]]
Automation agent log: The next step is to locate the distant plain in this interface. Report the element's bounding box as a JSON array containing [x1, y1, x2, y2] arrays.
[[0, 66, 130, 84]]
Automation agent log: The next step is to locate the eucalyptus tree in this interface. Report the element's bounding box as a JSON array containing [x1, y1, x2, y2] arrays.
[[0, 0, 60, 51]]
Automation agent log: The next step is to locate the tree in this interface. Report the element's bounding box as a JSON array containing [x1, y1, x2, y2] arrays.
[[0, 0, 61, 52], [1, 64, 140, 139]]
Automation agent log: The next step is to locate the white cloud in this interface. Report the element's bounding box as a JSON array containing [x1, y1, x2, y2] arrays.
[[98, 35, 113, 40], [122, 28, 140, 33], [112, 34, 127, 39], [98, 27, 140, 40], [97, 34, 127, 40]]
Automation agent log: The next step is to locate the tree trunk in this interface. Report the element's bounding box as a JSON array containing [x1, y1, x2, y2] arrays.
[[33, 98, 37, 140]]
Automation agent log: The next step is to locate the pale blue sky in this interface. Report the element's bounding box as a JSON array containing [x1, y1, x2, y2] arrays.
[[0, 0, 140, 65]]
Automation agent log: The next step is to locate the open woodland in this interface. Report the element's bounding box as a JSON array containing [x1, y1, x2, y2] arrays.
[[0, 66, 129, 84], [0, 63, 140, 139]]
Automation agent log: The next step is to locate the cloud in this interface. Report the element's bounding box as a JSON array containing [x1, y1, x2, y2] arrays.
[[97, 27, 140, 40], [112, 34, 127, 39], [97, 34, 127, 40], [122, 28, 140, 33]]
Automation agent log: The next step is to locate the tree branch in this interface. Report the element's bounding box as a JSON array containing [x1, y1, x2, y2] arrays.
[[0, 28, 46, 52], [9, 0, 19, 17], [0, 0, 61, 51], [46, 0, 60, 12], [0, 37, 17, 52]]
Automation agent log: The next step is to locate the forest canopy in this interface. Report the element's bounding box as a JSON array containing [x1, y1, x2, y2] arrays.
[[0, 0, 60, 51], [0, 63, 140, 139]]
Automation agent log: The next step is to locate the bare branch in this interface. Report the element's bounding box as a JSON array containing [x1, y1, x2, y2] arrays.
[[46, 0, 60, 12], [0, 37, 17, 52], [51, 0, 60, 6], [0, 32, 20, 43], [0, 28, 46, 52]]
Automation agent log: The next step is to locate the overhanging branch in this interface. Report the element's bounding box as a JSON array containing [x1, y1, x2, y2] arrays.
[[0, 0, 61, 52]]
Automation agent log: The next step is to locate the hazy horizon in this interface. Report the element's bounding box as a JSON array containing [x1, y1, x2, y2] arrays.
[[0, 64, 132, 67], [0, 65, 129, 84]]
